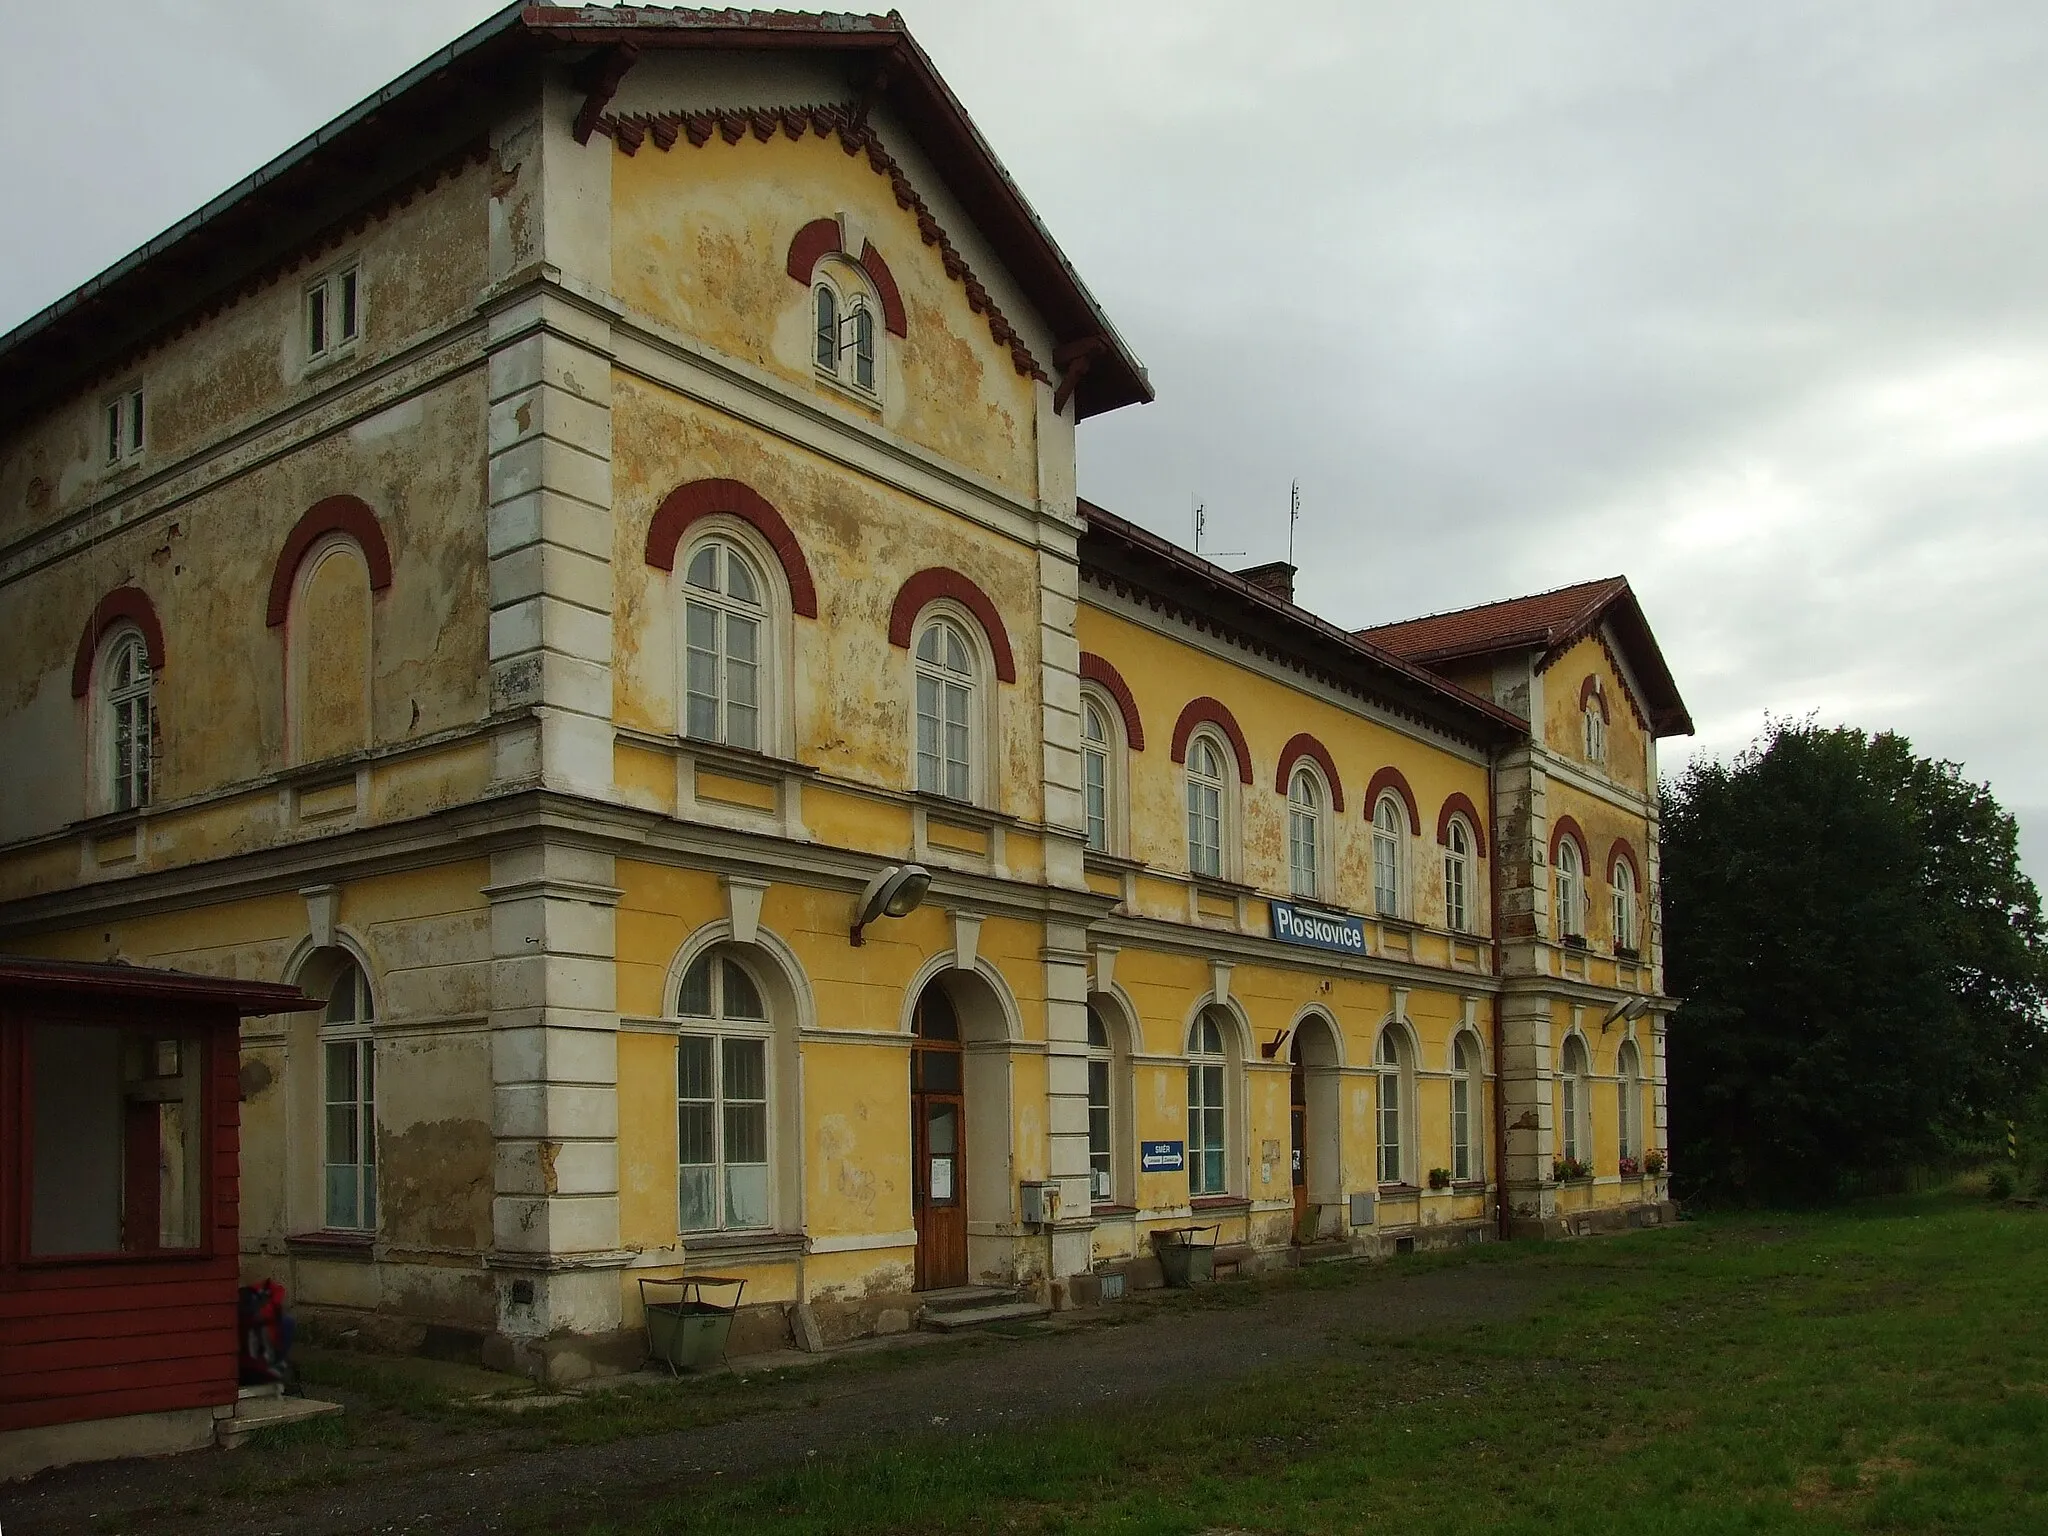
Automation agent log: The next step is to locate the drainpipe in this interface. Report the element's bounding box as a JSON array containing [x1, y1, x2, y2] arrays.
[[1488, 757, 1512, 1242]]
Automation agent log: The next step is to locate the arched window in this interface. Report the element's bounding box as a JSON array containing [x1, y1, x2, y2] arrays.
[[1087, 1002, 1114, 1203], [1372, 793, 1406, 917], [1287, 766, 1323, 899], [1187, 1008, 1231, 1197], [102, 628, 154, 812], [1584, 701, 1607, 763], [681, 536, 765, 750], [321, 956, 376, 1232], [1376, 1026, 1408, 1185], [813, 283, 837, 372], [1186, 732, 1231, 879], [1451, 1033, 1481, 1182], [1611, 856, 1640, 953], [1555, 837, 1586, 941], [675, 949, 772, 1233], [1444, 816, 1473, 933], [1081, 696, 1117, 854], [915, 618, 977, 802], [1617, 1038, 1642, 1165], [288, 537, 373, 764], [813, 264, 880, 397], [1559, 1034, 1590, 1168]]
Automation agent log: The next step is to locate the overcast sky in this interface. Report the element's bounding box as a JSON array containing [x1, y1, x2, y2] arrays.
[[7, 2, 2046, 875]]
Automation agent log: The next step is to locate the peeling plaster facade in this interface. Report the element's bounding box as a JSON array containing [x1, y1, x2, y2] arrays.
[[0, 10, 1687, 1383]]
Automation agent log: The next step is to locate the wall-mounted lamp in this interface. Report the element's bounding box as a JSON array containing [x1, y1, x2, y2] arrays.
[[850, 863, 931, 946]]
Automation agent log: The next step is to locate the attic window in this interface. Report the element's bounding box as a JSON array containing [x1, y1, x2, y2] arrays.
[[103, 388, 144, 466], [812, 266, 879, 400], [307, 265, 361, 362]]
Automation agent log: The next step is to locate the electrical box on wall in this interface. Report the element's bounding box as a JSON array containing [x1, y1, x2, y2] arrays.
[[1349, 1192, 1376, 1228], [1020, 1180, 1060, 1227]]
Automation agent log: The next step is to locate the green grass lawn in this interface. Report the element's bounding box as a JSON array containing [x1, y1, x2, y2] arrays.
[[599, 1197, 2048, 1535]]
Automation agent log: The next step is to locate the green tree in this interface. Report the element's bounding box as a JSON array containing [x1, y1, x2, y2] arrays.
[[1662, 721, 2047, 1204]]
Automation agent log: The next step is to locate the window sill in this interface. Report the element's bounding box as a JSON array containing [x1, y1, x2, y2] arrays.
[[1377, 1183, 1421, 1197], [1090, 1202, 1139, 1218], [1451, 1180, 1488, 1194], [1188, 1195, 1252, 1213], [1374, 912, 1420, 932], [287, 1231, 376, 1262], [625, 729, 814, 781], [1190, 873, 1258, 899], [684, 1230, 806, 1263], [1082, 850, 1145, 876], [910, 791, 1017, 827], [814, 368, 883, 412]]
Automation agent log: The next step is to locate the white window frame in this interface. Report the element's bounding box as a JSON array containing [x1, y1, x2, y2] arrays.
[[96, 626, 155, 814], [1559, 1034, 1590, 1167], [1444, 815, 1473, 933], [321, 957, 377, 1233], [1086, 1002, 1115, 1205], [1078, 690, 1126, 857], [1286, 764, 1326, 900], [305, 261, 363, 366], [812, 260, 882, 404], [912, 610, 990, 805], [1186, 1007, 1234, 1198], [1376, 1024, 1410, 1186], [1185, 728, 1236, 881], [1555, 837, 1586, 941], [678, 534, 770, 753], [1450, 1032, 1481, 1183], [1611, 857, 1639, 952], [1584, 700, 1608, 764], [1372, 793, 1407, 918], [674, 950, 776, 1235], [1617, 1038, 1642, 1164], [102, 385, 144, 467]]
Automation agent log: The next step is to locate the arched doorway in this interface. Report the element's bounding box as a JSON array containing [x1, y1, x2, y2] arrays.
[[1290, 1012, 1342, 1243], [911, 984, 967, 1290]]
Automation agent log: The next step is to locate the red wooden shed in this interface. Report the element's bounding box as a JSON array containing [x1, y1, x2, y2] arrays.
[[0, 957, 319, 1477]]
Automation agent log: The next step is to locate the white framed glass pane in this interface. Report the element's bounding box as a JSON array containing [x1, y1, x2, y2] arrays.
[[677, 1036, 714, 1102], [678, 1099, 716, 1167], [725, 554, 759, 606], [308, 284, 328, 353], [722, 1034, 767, 1098], [679, 1164, 717, 1231], [325, 1167, 358, 1230], [722, 963, 766, 1022], [854, 305, 875, 390], [340, 268, 359, 339], [677, 956, 713, 1017], [814, 286, 837, 371], [1083, 746, 1107, 851], [725, 1161, 769, 1228], [686, 546, 719, 591]]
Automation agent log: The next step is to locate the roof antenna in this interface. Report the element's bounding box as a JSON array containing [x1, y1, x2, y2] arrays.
[[1288, 480, 1300, 568], [1193, 497, 1242, 560]]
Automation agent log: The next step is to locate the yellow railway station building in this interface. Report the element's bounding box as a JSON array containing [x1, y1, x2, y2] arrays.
[[0, 6, 1692, 1381]]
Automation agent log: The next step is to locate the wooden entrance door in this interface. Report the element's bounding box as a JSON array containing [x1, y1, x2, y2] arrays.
[[1289, 1055, 1308, 1240], [911, 985, 968, 1290]]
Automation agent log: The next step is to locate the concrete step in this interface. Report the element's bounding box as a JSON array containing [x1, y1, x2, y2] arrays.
[[216, 1391, 343, 1450], [915, 1285, 1020, 1317], [917, 1300, 1052, 1333]]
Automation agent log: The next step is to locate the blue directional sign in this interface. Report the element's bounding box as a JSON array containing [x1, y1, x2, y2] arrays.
[[1140, 1140, 1185, 1173]]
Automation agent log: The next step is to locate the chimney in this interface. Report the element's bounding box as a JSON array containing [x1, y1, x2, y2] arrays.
[[1234, 561, 1297, 604]]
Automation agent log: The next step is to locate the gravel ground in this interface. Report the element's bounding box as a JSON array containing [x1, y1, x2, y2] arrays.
[[1, 1259, 1556, 1536]]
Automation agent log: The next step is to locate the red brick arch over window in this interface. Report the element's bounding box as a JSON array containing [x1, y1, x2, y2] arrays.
[[644, 478, 819, 619], [1169, 698, 1253, 785], [1579, 675, 1610, 721], [1436, 791, 1489, 858], [264, 495, 394, 628], [785, 218, 908, 337], [1078, 653, 1144, 750], [888, 568, 1016, 683], [1550, 814, 1589, 865], [1274, 733, 1344, 812], [1606, 836, 1640, 885], [71, 586, 166, 697], [1364, 766, 1421, 835]]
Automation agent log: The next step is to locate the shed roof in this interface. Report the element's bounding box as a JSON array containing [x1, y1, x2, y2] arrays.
[[0, 5, 1150, 432], [0, 956, 321, 1015]]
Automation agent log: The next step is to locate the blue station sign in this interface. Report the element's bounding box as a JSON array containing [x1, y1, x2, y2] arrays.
[[1268, 900, 1367, 955], [1140, 1140, 1185, 1173]]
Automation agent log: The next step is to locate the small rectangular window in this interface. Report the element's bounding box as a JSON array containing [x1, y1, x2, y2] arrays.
[[307, 265, 362, 360], [104, 388, 144, 466]]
